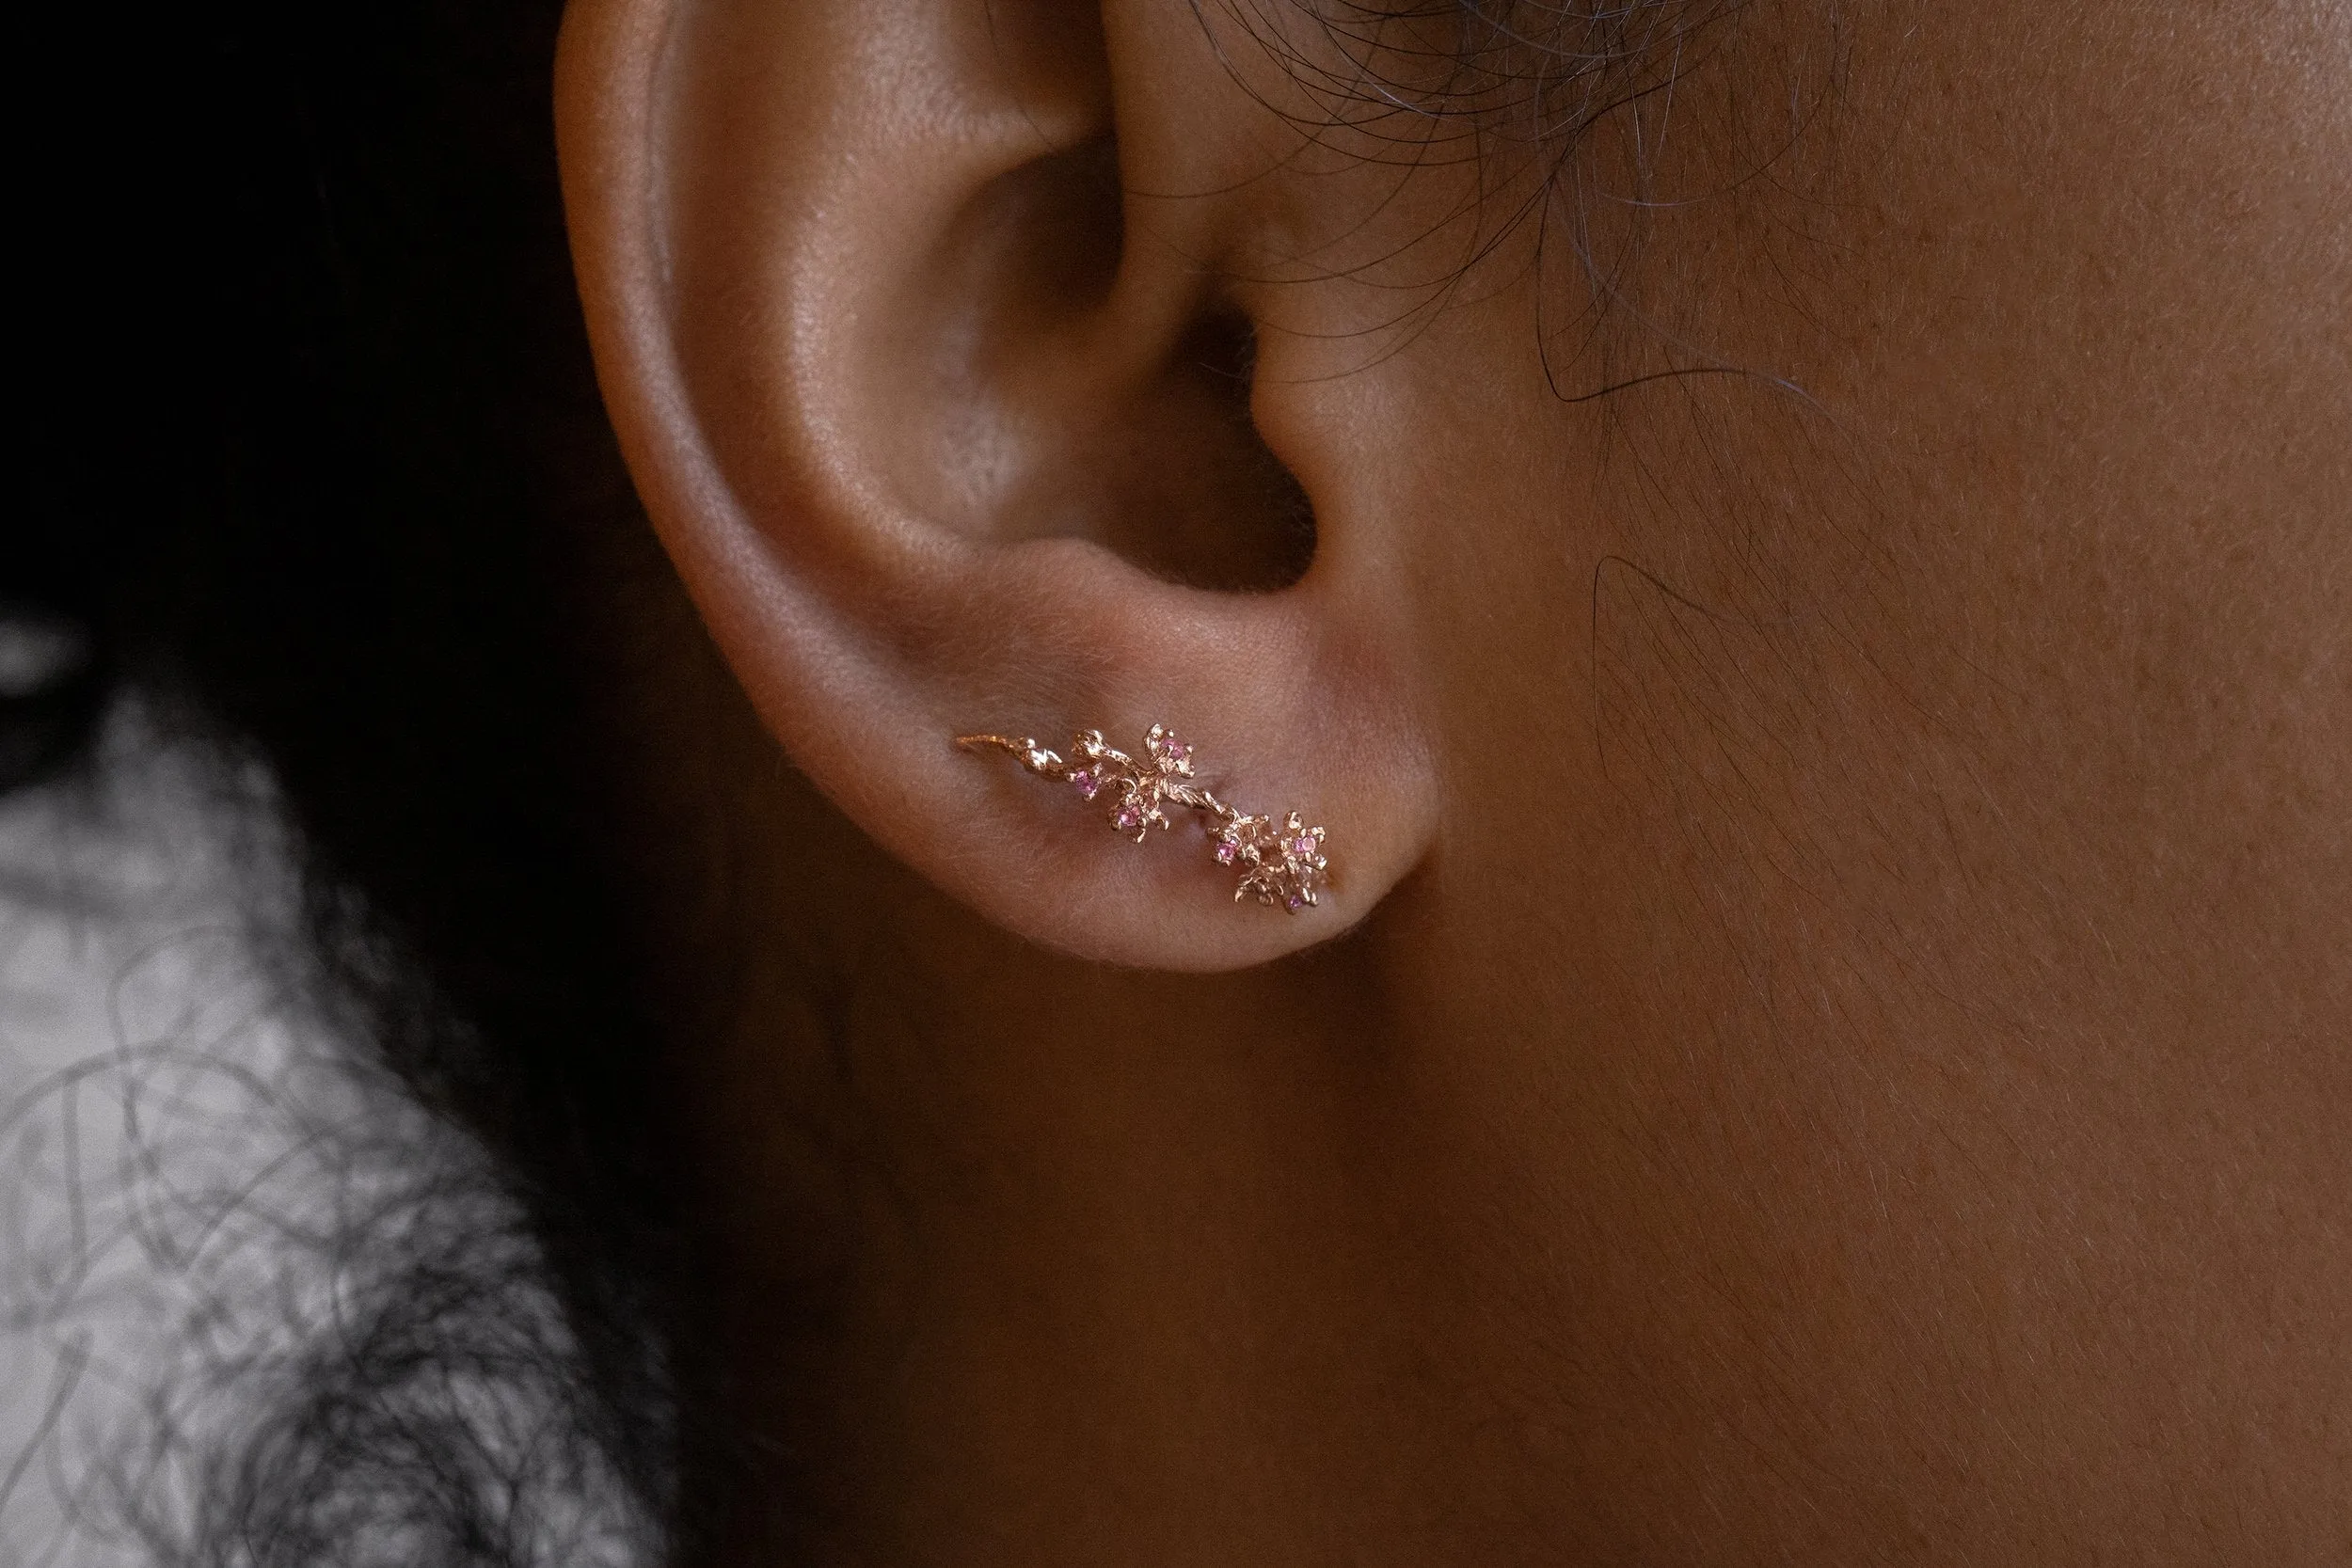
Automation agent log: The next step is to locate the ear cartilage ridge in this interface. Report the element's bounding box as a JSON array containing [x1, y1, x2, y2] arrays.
[[955, 725, 1328, 912]]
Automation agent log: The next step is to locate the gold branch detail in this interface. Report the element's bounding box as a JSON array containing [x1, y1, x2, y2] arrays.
[[956, 724, 1329, 912]]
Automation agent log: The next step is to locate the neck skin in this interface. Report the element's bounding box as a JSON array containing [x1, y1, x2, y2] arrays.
[[622, 645, 1434, 1561], [611, 516, 2349, 1567]]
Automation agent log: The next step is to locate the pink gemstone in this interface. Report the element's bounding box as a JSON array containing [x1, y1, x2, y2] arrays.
[[1115, 805, 1142, 831], [1285, 893, 1306, 911], [1290, 835, 1317, 859], [1069, 768, 1098, 799], [1215, 842, 1237, 865]]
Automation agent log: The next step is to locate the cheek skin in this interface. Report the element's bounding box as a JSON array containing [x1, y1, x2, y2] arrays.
[[1313, 0, 2352, 1556]]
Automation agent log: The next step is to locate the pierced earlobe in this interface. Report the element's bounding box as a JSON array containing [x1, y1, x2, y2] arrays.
[[957, 724, 1331, 911]]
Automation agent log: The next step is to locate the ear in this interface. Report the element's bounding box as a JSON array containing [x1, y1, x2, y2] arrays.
[[553, 0, 1438, 970]]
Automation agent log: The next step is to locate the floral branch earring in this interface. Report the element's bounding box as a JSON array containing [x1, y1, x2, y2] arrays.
[[956, 724, 1330, 912]]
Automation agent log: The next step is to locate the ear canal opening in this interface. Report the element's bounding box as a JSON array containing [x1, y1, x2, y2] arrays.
[[1154, 308, 1317, 594], [939, 132, 1315, 594], [1081, 301, 1317, 594]]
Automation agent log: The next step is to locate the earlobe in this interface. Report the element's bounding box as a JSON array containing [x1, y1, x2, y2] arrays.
[[554, 0, 1438, 970]]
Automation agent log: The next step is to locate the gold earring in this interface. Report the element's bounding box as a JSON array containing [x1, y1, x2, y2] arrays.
[[956, 724, 1329, 912]]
